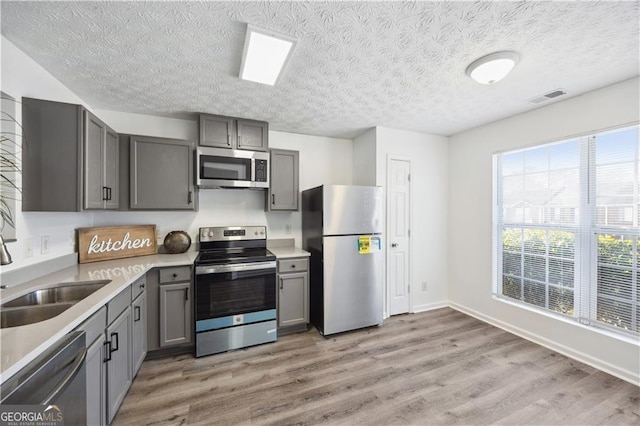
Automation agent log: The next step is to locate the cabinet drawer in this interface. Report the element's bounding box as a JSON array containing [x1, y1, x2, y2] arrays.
[[108, 286, 132, 324], [159, 266, 191, 283], [278, 258, 308, 273], [76, 306, 107, 345], [131, 276, 146, 299]]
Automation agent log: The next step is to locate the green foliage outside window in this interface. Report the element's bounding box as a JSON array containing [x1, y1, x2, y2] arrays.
[[501, 229, 638, 332]]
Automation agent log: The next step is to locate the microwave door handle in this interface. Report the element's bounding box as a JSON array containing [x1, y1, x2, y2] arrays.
[[252, 157, 256, 181]]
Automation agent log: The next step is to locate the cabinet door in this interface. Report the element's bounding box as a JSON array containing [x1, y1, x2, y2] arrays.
[[237, 118, 268, 151], [278, 272, 308, 327], [130, 136, 195, 210], [104, 127, 119, 209], [131, 291, 147, 376], [84, 111, 106, 209], [86, 334, 107, 426], [199, 114, 235, 148], [268, 149, 299, 211], [106, 307, 132, 424], [159, 282, 192, 347]]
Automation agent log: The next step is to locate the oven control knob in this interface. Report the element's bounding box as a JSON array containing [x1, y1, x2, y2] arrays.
[[254, 231, 258, 236], [208, 231, 214, 237], [260, 231, 265, 235]]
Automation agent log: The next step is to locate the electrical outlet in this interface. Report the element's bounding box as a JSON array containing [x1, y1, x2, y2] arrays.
[[41, 235, 50, 254], [24, 238, 33, 258], [285, 224, 292, 234], [422, 281, 428, 291]]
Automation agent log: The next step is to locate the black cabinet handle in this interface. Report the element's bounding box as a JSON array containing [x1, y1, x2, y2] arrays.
[[102, 186, 108, 201], [291, 264, 296, 269], [110, 332, 119, 352], [185, 288, 189, 301], [172, 273, 178, 278], [134, 305, 141, 322], [272, 194, 275, 205], [104, 341, 112, 362], [140, 282, 145, 289], [280, 279, 284, 290], [237, 135, 242, 147], [108, 187, 112, 201], [188, 191, 193, 204]]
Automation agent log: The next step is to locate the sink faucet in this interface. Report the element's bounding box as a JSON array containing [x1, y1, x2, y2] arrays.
[[0, 235, 13, 265]]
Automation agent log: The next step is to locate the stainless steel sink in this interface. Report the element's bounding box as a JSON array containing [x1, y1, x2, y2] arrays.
[[0, 280, 111, 328], [1, 303, 76, 328], [1, 281, 110, 308]]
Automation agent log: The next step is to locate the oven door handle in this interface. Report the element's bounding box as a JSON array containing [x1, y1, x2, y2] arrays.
[[195, 261, 276, 275]]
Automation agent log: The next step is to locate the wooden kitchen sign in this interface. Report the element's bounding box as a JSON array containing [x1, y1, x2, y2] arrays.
[[77, 225, 157, 264]]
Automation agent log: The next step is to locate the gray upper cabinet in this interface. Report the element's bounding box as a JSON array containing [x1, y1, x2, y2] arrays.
[[199, 113, 268, 151], [267, 149, 299, 211], [129, 135, 196, 210], [21, 97, 118, 211], [83, 111, 119, 210], [237, 118, 269, 151], [199, 114, 235, 149]]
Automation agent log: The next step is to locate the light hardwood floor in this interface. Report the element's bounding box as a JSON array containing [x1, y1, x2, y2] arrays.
[[114, 308, 640, 425]]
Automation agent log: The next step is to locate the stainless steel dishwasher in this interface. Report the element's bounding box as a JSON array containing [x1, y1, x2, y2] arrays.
[[0, 330, 87, 424]]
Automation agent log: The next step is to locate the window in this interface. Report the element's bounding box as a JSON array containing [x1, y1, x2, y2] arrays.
[[495, 125, 639, 336]]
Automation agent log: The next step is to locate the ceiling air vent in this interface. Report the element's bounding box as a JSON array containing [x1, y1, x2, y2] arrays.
[[528, 89, 567, 104]]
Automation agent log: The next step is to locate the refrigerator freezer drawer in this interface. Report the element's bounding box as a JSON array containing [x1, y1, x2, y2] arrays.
[[322, 235, 383, 335]]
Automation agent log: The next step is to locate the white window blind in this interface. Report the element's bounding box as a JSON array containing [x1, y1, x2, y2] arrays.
[[495, 125, 639, 336]]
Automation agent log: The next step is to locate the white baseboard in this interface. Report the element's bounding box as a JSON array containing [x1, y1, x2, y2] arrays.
[[412, 301, 449, 313], [448, 301, 640, 387]]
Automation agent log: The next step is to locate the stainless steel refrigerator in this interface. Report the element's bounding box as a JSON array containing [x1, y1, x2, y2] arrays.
[[302, 185, 384, 335]]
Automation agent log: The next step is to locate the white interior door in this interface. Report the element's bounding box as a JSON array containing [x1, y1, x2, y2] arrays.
[[387, 157, 411, 315]]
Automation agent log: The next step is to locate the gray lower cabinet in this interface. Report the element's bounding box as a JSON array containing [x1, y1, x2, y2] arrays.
[[267, 148, 299, 211], [146, 266, 193, 353], [106, 306, 132, 424], [159, 281, 192, 347], [85, 332, 107, 426], [131, 291, 147, 376], [128, 135, 196, 210], [21, 97, 119, 211], [277, 258, 309, 333], [199, 113, 268, 151], [77, 306, 108, 426], [77, 277, 146, 425]]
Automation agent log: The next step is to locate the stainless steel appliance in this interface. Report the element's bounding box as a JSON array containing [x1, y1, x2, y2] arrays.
[[194, 226, 277, 357], [196, 147, 269, 189], [302, 185, 384, 335], [0, 331, 87, 424]]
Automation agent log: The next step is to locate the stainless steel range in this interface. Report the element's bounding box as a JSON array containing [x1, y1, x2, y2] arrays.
[[194, 226, 277, 357]]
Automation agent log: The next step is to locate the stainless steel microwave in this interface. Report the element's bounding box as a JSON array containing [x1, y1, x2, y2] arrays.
[[196, 147, 269, 189]]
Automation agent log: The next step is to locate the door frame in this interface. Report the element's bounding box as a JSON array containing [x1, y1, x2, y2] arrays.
[[385, 155, 412, 318]]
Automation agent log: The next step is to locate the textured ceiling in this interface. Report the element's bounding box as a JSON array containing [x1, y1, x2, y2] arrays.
[[1, 1, 638, 139]]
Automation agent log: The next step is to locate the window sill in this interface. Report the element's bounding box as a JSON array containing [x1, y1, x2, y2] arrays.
[[492, 295, 640, 346]]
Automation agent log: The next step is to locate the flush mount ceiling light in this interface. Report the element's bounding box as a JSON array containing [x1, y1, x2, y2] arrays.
[[466, 51, 520, 85], [239, 24, 297, 86]]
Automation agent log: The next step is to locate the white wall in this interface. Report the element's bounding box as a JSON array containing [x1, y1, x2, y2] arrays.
[[448, 77, 640, 385], [1, 35, 353, 272], [353, 128, 377, 186], [1, 37, 93, 271], [374, 127, 449, 313]]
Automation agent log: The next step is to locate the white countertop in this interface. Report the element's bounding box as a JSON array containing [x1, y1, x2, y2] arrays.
[[268, 246, 310, 259], [0, 252, 196, 383]]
